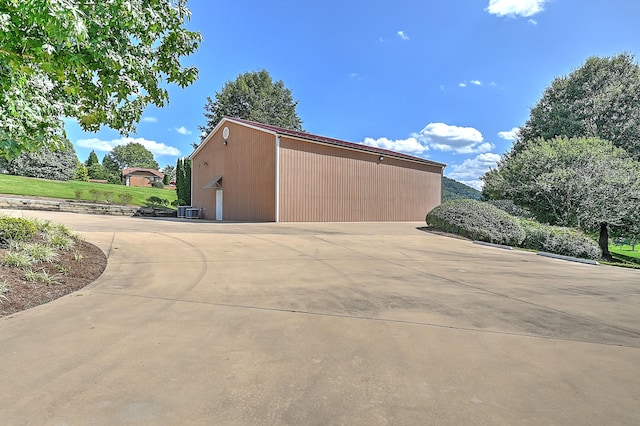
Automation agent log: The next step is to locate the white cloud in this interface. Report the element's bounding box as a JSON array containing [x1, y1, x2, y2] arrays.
[[360, 122, 495, 158], [458, 82, 467, 87], [414, 123, 493, 154], [447, 153, 502, 190], [528, 19, 538, 25], [362, 137, 428, 155], [397, 31, 409, 40], [76, 137, 181, 157], [142, 116, 158, 123], [470, 80, 482, 86], [497, 127, 520, 140], [175, 126, 192, 135], [486, 0, 547, 17]]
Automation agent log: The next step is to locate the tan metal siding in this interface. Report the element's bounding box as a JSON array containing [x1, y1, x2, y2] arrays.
[[191, 123, 276, 221], [278, 137, 442, 222]]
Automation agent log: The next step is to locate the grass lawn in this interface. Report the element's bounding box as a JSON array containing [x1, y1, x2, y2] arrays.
[[610, 244, 640, 260], [0, 174, 177, 207]]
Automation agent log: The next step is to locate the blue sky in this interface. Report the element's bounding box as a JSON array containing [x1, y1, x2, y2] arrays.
[[66, 0, 640, 189]]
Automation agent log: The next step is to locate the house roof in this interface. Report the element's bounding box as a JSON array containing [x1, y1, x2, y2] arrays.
[[122, 167, 164, 178], [193, 117, 446, 168]]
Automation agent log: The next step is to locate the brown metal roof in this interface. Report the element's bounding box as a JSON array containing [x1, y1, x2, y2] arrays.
[[223, 117, 446, 168], [122, 167, 164, 178]]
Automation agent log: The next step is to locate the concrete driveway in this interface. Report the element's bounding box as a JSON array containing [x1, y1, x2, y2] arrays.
[[1, 211, 639, 425]]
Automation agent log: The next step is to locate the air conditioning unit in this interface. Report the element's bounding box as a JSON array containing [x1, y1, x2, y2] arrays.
[[185, 208, 201, 219], [177, 206, 192, 218]]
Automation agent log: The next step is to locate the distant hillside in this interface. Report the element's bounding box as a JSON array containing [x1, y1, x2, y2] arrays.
[[442, 176, 481, 201]]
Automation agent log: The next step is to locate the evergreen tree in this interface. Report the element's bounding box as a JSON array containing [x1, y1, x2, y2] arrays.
[[85, 150, 100, 167]]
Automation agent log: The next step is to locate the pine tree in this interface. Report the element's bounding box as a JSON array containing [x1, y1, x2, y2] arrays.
[[85, 150, 99, 167]]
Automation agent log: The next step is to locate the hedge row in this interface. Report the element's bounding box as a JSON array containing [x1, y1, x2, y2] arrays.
[[425, 200, 601, 259], [425, 199, 525, 246], [519, 220, 601, 260]]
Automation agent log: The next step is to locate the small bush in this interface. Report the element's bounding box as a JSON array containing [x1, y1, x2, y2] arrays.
[[88, 189, 103, 203], [519, 220, 601, 260], [74, 190, 84, 200], [426, 199, 526, 246], [171, 198, 187, 207], [0, 217, 38, 244], [152, 181, 164, 189], [118, 193, 133, 204], [24, 269, 59, 284], [2, 251, 33, 268], [21, 243, 60, 263], [103, 191, 114, 204], [485, 200, 532, 218], [46, 234, 75, 250], [146, 196, 169, 207]]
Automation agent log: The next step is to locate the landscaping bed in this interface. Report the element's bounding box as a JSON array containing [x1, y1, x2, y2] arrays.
[[0, 218, 107, 317]]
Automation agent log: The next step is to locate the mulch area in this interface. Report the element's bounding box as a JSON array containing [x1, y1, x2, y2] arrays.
[[0, 238, 107, 317]]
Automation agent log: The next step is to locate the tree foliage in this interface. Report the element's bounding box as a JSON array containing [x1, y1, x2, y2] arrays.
[[85, 150, 99, 167], [442, 176, 481, 202], [175, 158, 191, 205], [483, 137, 640, 257], [199, 70, 303, 138], [104, 143, 159, 171], [0, 0, 201, 160], [74, 161, 88, 181], [0, 139, 78, 181], [101, 153, 123, 184], [87, 163, 107, 180], [517, 53, 640, 159], [161, 165, 176, 183]]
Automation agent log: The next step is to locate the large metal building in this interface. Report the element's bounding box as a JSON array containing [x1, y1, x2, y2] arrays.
[[190, 117, 445, 222]]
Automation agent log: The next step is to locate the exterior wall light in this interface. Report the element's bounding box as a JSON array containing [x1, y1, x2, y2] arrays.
[[379, 156, 384, 161]]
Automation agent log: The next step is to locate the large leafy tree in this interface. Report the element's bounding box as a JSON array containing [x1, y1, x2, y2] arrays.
[[483, 137, 640, 258], [199, 70, 303, 138], [0, 139, 79, 181], [516, 53, 640, 159], [104, 143, 159, 171], [0, 0, 201, 160]]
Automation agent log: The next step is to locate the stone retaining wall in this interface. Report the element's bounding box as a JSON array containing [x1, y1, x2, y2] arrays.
[[0, 196, 138, 216]]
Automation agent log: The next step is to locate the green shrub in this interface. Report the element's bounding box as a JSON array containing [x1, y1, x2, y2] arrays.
[[145, 196, 169, 207], [152, 181, 164, 189], [88, 189, 103, 202], [103, 191, 114, 204], [519, 220, 601, 259], [0, 217, 38, 244], [2, 251, 33, 268], [171, 198, 187, 207], [23, 269, 59, 284], [118, 193, 133, 204], [74, 190, 84, 200], [46, 234, 75, 250], [21, 243, 60, 263], [426, 199, 526, 246], [485, 200, 532, 218]]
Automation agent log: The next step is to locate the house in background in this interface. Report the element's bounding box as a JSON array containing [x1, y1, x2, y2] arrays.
[[190, 117, 445, 222], [122, 167, 164, 187]]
